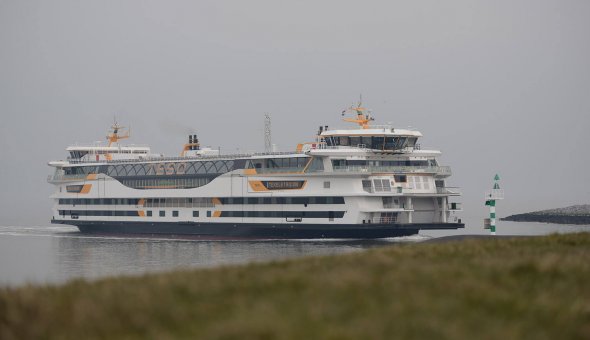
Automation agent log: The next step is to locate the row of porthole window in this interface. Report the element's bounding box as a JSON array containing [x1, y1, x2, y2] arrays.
[[146, 210, 212, 218], [120, 177, 213, 190]]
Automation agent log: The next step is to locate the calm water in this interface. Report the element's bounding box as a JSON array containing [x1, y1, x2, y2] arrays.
[[0, 221, 587, 286]]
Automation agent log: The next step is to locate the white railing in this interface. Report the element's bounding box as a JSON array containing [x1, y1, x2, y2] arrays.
[[48, 174, 87, 182], [64, 150, 303, 164], [314, 144, 369, 151], [383, 204, 410, 210], [376, 217, 398, 224], [314, 144, 415, 153], [68, 143, 151, 148], [334, 165, 451, 175], [253, 167, 306, 174], [436, 187, 462, 195]]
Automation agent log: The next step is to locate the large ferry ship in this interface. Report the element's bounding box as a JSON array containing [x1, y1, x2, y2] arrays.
[[48, 102, 464, 238]]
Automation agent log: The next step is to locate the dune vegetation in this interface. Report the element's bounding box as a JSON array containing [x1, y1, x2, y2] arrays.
[[1, 233, 590, 339]]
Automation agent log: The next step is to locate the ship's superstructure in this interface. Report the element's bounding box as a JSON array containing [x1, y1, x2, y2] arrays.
[[48, 105, 464, 238]]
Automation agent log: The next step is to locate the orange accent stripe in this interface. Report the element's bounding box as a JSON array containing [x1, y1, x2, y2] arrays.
[[138, 211, 145, 217], [212, 197, 222, 205], [79, 184, 92, 194], [86, 174, 97, 180], [244, 169, 258, 175], [213, 211, 221, 218], [138, 198, 145, 206]]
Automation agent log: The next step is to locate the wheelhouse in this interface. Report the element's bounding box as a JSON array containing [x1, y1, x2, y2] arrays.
[[321, 128, 422, 152]]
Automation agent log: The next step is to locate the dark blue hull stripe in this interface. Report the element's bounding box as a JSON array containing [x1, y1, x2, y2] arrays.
[[51, 220, 464, 239]]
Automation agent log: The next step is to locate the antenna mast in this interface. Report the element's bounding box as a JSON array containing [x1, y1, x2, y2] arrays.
[[264, 113, 272, 152]]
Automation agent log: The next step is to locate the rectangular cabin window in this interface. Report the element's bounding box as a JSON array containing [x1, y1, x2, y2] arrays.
[[347, 160, 367, 166], [339, 136, 349, 146], [382, 179, 392, 191], [66, 185, 84, 193], [172, 210, 179, 217], [349, 136, 361, 147], [324, 181, 330, 189], [193, 211, 199, 217], [332, 160, 345, 168], [159, 211, 165, 217], [362, 180, 372, 192], [147, 211, 152, 217], [373, 179, 383, 192], [394, 175, 407, 183], [360, 136, 372, 148]]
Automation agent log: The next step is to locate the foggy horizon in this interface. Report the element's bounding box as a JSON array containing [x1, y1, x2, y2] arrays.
[[1, 1, 588, 231]]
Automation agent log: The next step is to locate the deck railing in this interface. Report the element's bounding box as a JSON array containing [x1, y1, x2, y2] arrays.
[[382, 203, 410, 210], [333, 165, 451, 175], [63, 150, 303, 164], [436, 187, 462, 195], [314, 144, 415, 153], [47, 174, 87, 182]]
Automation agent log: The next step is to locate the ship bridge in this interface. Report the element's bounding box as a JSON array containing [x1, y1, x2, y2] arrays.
[[320, 126, 423, 152]]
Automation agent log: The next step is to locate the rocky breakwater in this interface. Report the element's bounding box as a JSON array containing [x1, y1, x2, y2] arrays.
[[502, 205, 590, 225]]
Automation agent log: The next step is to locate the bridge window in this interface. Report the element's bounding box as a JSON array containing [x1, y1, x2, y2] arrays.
[[361, 136, 372, 147], [372, 137, 384, 150]]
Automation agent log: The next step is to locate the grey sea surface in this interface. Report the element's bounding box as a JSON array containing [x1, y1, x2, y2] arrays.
[[0, 221, 587, 286]]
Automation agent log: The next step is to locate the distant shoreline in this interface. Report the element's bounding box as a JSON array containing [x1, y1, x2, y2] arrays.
[[501, 214, 590, 225], [502, 204, 590, 225]]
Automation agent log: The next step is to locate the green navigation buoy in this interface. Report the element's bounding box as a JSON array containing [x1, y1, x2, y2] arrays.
[[485, 174, 504, 235]]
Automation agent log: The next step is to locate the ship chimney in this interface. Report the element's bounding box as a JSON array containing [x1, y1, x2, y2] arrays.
[[193, 134, 199, 150]]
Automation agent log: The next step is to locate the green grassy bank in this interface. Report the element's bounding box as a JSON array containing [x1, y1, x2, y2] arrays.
[[2, 233, 590, 340]]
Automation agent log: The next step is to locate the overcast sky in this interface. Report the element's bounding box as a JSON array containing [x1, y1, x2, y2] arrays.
[[0, 0, 588, 230]]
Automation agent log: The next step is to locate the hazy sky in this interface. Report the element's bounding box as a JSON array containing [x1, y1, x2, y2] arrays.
[[0, 0, 588, 230]]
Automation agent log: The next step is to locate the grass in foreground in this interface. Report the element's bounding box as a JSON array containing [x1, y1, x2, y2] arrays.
[[1, 233, 590, 340]]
